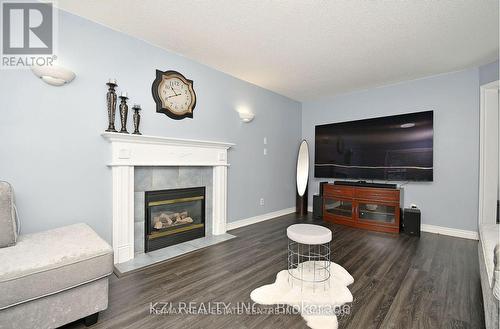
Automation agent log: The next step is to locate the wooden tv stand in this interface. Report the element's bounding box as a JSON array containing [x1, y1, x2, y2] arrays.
[[322, 184, 402, 233]]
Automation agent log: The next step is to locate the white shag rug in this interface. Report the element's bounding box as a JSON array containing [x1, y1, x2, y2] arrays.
[[250, 261, 354, 329]]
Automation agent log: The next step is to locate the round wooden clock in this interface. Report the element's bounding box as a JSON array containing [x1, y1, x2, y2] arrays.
[[151, 70, 197, 120]]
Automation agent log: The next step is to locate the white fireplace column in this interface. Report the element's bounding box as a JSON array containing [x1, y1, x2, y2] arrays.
[[102, 133, 234, 264], [212, 165, 228, 235], [112, 166, 134, 264]]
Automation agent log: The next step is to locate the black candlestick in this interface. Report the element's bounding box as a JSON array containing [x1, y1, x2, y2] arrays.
[[119, 95, 129, 134], [132, 104, 142, 135], [105, 82, 118, 132]]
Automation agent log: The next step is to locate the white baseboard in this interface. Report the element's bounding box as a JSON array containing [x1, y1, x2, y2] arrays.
[[421, 224, 478, 240], [227, 207, 296, 230]]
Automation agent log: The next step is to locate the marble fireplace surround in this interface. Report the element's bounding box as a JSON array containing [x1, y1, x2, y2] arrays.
[[102, 132, 234, 264]]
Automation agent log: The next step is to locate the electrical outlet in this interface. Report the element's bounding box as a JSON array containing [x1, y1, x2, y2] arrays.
[[263, 148, 267, 155], [260, 198, 265, 206], [263, 137, 267, 145]]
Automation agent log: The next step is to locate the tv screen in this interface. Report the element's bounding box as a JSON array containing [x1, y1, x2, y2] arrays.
[[314, 111, 433, 181]]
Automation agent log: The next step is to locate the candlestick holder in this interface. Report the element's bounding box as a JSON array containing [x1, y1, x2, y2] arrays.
[[132, 104, 142, 135], [118, 95, 129, 134], [105, 82, 118, 132]]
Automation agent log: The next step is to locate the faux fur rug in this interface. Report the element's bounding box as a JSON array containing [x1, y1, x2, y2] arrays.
[[250, 261, 353, 329]]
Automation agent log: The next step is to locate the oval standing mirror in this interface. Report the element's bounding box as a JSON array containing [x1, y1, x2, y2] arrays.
[[296, 140, 309, 214]]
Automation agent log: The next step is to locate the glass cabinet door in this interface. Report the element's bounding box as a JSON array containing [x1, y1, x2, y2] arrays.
[[357, 202, 396, 224], [324, 197, 352, 219]]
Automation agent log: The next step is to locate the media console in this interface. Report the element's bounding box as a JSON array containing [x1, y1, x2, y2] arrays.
[[323, 183, 402, 233]]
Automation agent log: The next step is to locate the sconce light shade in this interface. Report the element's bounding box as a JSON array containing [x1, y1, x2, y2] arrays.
[[236, 108, 255, 123], [31, 65, 76, 86]]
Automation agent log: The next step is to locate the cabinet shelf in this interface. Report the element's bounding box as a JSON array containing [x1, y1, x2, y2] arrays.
[[358, 209, 393, 216], [327, 209, 352, 218], [359, 213, 395, 223]]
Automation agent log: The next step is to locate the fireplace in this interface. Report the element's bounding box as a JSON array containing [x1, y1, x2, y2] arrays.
[[145, 187, 206, 252]]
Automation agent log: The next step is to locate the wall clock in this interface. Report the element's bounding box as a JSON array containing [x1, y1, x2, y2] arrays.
[[151, 70, 197, 120]]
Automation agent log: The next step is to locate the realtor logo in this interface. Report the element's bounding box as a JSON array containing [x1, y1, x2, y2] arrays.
[[1, 1, 57, 68]]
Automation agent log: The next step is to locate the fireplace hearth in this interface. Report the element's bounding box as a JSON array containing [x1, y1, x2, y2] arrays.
[[145, 187, 206, 252]]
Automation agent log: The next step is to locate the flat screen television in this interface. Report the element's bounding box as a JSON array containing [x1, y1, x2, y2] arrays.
[[314, 111, 433, 181]]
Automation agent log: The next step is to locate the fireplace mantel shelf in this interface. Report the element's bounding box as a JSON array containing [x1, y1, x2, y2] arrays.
[[102, 132, 234, 149], [102, 132, 234, 167], [102, 132, 233, 264]]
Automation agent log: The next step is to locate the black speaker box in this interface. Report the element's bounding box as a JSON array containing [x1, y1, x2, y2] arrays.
[[313, 194, 323, 219], [403, 208, 421, 237]]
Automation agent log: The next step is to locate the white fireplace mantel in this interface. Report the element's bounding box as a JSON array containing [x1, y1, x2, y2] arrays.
[[102, 132, 234, 264]]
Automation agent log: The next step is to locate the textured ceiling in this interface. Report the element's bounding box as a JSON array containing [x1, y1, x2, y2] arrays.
[[57, 0, 499, 101]]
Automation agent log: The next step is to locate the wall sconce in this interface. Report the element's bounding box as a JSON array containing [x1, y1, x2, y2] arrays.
[[236, 107, 255, 123], [31, 65, 76, 86]]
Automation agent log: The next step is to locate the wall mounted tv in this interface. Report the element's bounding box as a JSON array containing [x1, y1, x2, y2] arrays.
[[314, 111, 433, 181]]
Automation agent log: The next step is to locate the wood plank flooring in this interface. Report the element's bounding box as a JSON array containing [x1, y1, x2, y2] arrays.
[[63, 213, 484, 329]]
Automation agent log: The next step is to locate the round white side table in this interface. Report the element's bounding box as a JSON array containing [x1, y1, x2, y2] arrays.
[[287, 224, 332, 292]]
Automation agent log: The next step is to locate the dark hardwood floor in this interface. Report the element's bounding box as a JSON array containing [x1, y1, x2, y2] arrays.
[[64, 213, 484, 329]]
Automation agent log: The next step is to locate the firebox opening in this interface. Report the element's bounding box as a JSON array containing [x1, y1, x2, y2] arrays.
[[145, 187, 206, 252]]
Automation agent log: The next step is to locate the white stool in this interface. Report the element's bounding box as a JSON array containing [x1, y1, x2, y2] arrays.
[[287, 224, 332, 292]]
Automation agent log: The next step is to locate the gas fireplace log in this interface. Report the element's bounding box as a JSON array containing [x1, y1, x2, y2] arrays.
[[152, 210, 194, 231], [174, 213, 181, 218], [176, 217, 194, 224], [157, 213, 173, 226]]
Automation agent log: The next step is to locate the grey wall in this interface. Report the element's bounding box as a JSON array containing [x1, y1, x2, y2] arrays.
[[0, 11, 301, 242], [302, 68, 481, 231], [479, 60, 499, 85]]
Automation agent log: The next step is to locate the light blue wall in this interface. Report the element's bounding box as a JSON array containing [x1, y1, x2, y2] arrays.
[[1, 9, 496, 239], [479, 60, 499, 85], [302, 69, 481, 231], [0, 11, 301, 242]]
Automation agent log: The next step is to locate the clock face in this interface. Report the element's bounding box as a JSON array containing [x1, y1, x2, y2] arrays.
[[159, 77, 192, 115], [152, 70, 197, 120]]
